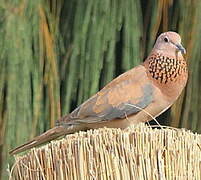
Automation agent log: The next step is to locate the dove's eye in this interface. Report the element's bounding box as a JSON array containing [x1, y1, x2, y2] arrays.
[[164, 37, 169, 42]]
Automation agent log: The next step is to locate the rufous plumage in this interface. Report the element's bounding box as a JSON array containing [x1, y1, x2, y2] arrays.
[[10, 31, 188, 155]]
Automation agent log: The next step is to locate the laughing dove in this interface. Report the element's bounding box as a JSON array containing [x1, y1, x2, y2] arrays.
[[10, 31, 188, 155]]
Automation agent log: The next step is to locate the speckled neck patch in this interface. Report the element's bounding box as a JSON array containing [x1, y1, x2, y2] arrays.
[[148, 53, 187, 84]]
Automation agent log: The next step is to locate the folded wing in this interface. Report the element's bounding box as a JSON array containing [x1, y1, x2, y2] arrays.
[[58, 65, 154, 125]]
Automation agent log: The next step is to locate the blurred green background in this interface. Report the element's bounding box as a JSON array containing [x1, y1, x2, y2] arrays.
[[0, 0, 201, 179]]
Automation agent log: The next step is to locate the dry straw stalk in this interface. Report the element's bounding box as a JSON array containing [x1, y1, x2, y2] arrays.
[[10, 123, 201, 180]]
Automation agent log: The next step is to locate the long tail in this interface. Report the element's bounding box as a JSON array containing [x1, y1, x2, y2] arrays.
[[9, 125, 73, 155]]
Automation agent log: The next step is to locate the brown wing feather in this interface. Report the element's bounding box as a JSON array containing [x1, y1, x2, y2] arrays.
[[58, 65, 154, 125]]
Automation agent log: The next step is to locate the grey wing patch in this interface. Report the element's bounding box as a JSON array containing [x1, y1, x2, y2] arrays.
[[58, 83, 154, 125], [99, 83, 154, 120], [56, 94, 100, 125]]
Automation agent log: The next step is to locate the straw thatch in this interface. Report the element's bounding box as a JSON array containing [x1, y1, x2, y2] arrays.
[[10, 123, 201, 180]]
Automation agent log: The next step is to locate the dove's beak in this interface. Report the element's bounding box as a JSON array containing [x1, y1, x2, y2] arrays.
[[176, 44, 186, 54]]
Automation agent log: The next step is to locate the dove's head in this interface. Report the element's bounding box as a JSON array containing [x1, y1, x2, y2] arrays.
[[153, 31, 186, 55]]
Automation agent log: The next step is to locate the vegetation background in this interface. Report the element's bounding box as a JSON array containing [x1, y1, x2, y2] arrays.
[[0, 0, 200, 179]]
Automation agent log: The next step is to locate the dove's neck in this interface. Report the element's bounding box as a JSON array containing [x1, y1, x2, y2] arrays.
[[143, 52, 188, 100]]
